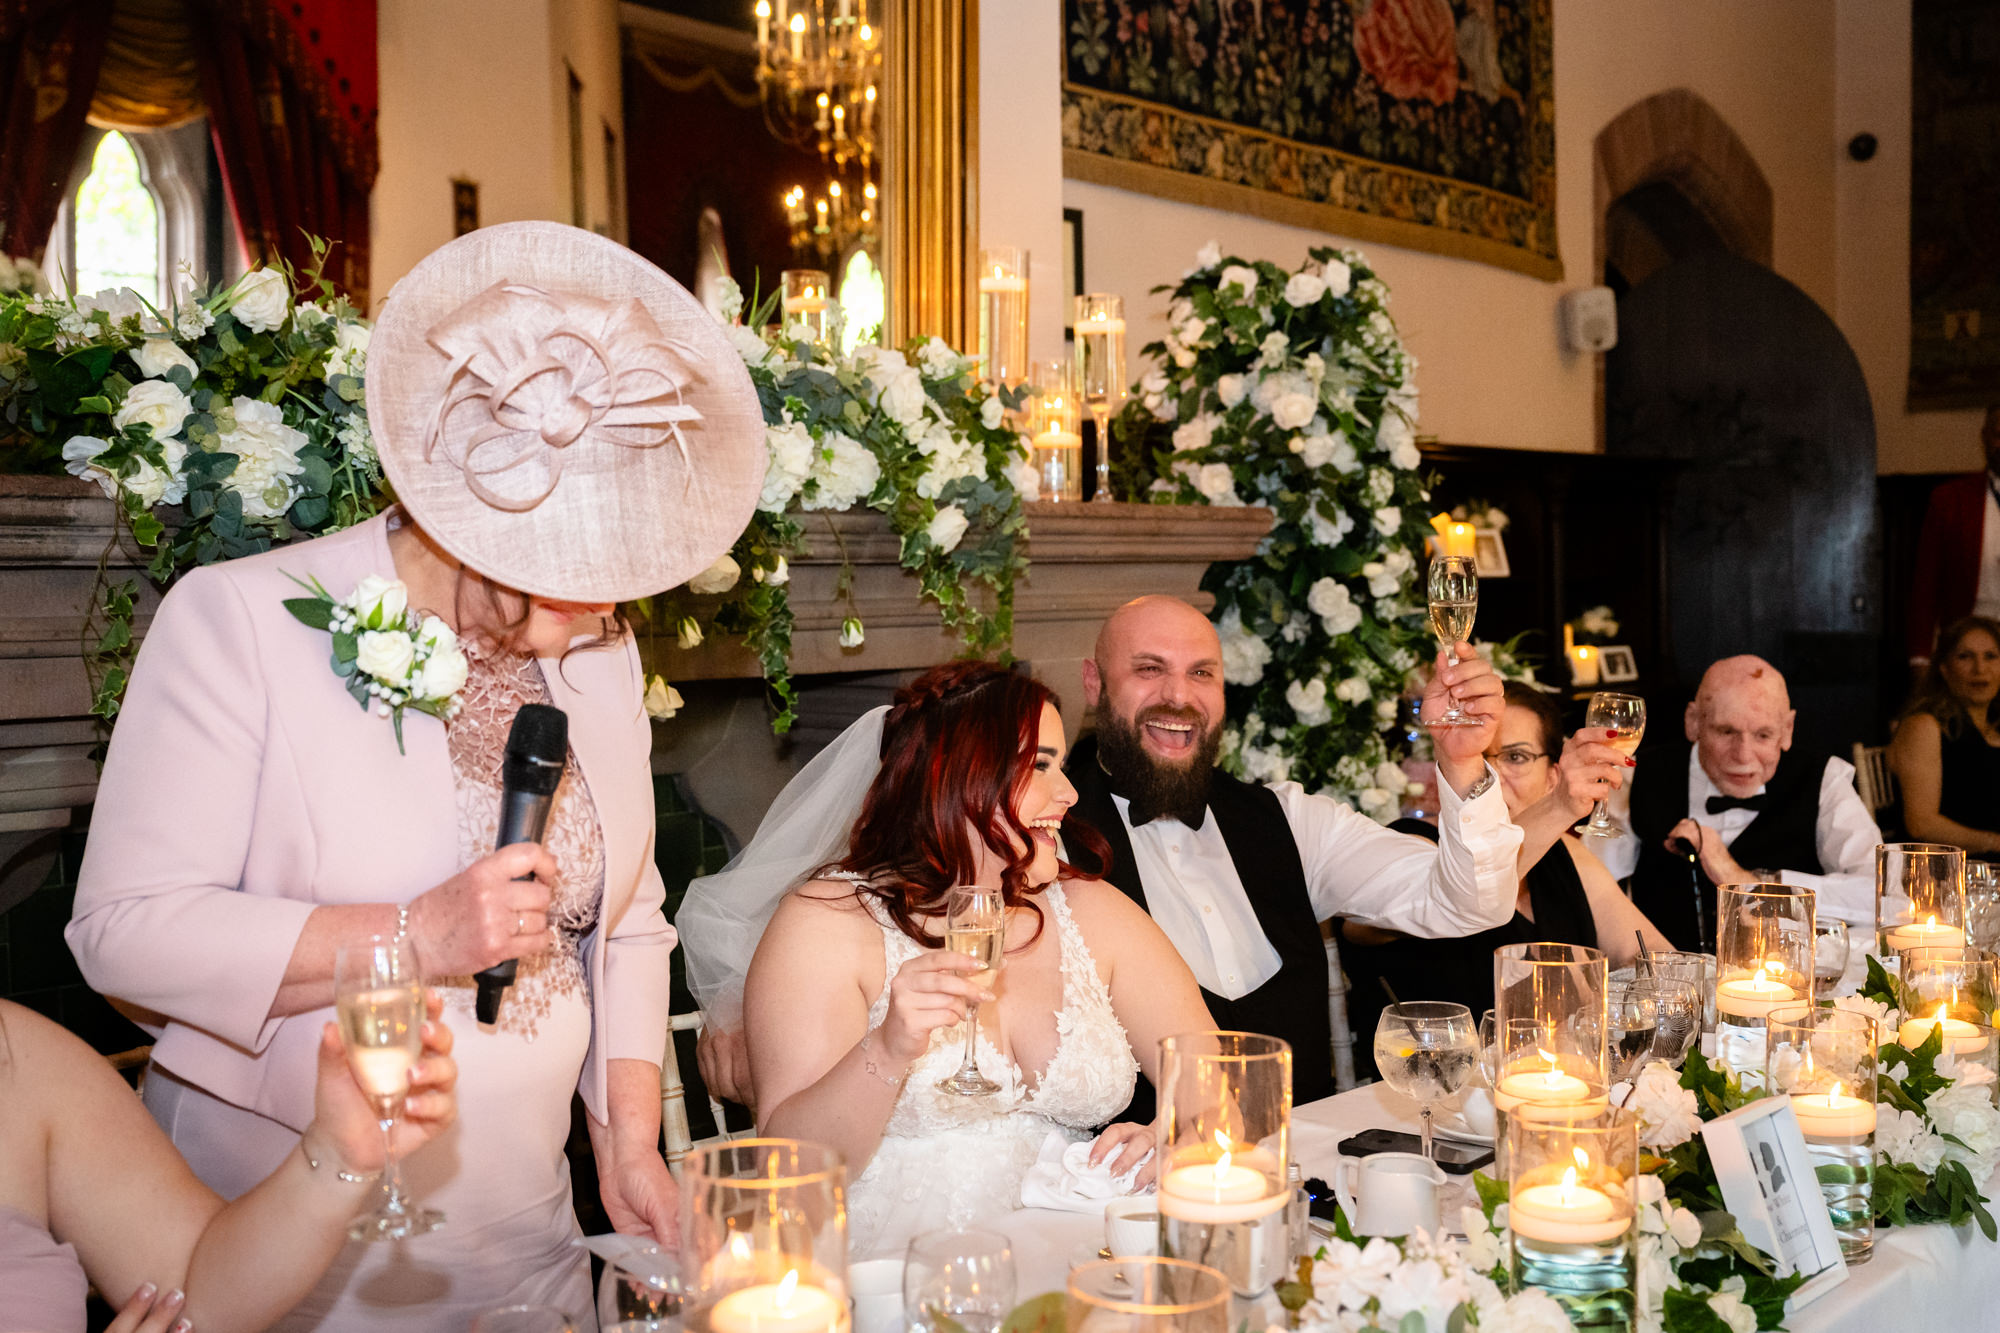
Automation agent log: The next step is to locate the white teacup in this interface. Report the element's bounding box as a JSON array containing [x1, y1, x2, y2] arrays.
[[847, 1257, 906, 1333], [1333, 1152, 1445, 1238], [1104, 1195, 1161, 1258]]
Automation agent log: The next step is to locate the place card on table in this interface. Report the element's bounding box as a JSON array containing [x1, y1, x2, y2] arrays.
[[1697, 1097, 1847, 1311]]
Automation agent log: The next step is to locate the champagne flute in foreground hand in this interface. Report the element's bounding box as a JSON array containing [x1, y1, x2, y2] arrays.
[[1373, 1001, 1478, 1159], [335, 934, 444, 1240], [1425, 556, 1481, 728], [938, 885, 1005, 1096], [1581, 692, 1645, 837]]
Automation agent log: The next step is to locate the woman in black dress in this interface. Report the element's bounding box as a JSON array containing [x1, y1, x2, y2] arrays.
[[1891, 616, 2000, 856], [1342, 683, 1673, 1077]]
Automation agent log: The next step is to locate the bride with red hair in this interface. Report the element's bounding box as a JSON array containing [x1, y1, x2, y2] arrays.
[[739, 661, 1213, 1257]]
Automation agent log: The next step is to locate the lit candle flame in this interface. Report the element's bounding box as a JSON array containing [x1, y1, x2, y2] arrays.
[[1573, 1147, 1590, 1169], [1559, 1165, 1578, 1204], [1937, 1001, 1952, 1025], [1211, 1129, 1233, 1183], [776, 1270, 799, 1310], [1537, 1047, 1560, 1082], [1927, 914, 1938, 929], [1829, 1081, 1845, 1101]]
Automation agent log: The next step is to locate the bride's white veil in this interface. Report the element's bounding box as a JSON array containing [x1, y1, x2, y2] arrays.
[[674, 705, 887, 1029]]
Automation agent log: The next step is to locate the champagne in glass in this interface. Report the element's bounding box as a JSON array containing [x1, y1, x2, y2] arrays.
[[938, 885, 1005, 1096], [1074, 294, 1126, 504], [334, 934, 443, 1240], [1373, 1001, 1477, 1158], [1425, 556, 1481, 728], [1581, 692, 1646, 837]]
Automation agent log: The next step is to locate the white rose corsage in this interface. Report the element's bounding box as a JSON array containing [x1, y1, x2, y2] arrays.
[[284, 573, 468, 752]]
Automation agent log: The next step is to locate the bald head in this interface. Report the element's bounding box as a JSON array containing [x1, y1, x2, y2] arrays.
[[1093, 595, 1221, 667], [1685, 655, 1795, 797]]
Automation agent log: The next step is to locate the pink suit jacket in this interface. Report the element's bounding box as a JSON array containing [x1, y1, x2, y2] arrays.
[[65, 513, 674, 1131]]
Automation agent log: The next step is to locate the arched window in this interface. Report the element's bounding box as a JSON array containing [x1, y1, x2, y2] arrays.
[[45, 120, 237, 303], [838, 245, 885, 354], [71, 132, 159, 299]]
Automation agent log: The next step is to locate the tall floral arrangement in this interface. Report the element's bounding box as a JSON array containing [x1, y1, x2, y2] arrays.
[[644, 282, 1032, 730], [1117, 242, 1433, 816], [0, 246, 378, 717]]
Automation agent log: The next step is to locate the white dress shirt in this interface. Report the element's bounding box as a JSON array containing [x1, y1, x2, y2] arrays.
[[1598, 751, 1881, 925], [1108, 768, 1522, 1000]]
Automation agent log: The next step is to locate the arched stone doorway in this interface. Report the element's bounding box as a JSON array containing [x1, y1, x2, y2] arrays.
[[1593, 87, 1773, 290]]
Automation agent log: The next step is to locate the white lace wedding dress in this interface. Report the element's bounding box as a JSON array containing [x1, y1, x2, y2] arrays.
[[845, 880, 1140, 1259]]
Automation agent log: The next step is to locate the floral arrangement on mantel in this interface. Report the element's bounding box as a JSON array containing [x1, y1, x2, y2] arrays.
[[642, 279, 1033, 731], [0, 244, 378, 720], [1111, 241, 1436, 818]]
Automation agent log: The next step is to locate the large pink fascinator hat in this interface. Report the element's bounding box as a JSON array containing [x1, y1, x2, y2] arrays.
[[365, 221, 765, 603]]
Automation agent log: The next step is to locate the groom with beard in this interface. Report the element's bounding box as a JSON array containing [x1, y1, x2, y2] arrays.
[[1065, 596, 1525, 1115]]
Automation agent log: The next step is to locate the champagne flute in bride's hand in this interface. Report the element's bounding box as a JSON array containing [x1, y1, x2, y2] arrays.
[[1581, 692, 1645, 838], [938, 885, 1005, 1096], [1425, 556, 1481, 728], [335, 934, 444, 1240]]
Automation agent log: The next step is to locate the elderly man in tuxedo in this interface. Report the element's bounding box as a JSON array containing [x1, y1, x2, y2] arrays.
[[1599, 656, 1881, 950]]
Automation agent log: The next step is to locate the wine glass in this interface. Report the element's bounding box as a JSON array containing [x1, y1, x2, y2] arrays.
[[1645, 977, 1702, 1065], [905, 1227, 1016, 1333], [1074, 294, 1126, 503], [1580, 692, 1646, 837], [1966, 863, 2000, 951], [1424, 557, 1480, 728], [1606, 981, 1661, 1082], [937, 885, 1006, 1096], [1813, 921, 1853, 992], [333, 934, 443, 1241], [1372, 1001, 1477, 1159]]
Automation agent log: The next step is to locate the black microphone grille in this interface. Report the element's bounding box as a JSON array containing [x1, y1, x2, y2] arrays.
[[503, 704, 569, 795]]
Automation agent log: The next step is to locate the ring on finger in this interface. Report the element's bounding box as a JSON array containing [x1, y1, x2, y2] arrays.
[[516, 912, 526, 935]]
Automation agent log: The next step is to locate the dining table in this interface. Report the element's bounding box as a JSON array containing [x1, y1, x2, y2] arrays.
[[986, 1080, 2000, 1332]]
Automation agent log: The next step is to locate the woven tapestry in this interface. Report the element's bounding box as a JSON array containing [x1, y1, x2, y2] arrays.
[[1062, 0, 1560, 280], [1909, 0, 2000, 410]]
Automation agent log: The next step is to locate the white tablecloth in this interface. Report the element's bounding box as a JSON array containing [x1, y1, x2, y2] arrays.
[[992, 1085, 2000, 1332]]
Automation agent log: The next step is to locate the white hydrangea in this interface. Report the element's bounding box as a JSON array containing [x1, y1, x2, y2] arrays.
[[1377, 409, 1420, 470], [1307, 503, 1356, 548], [1308, 578, 1363, 636], [218, 396, 307, 519], [1877, 1103, 1946, 1173], [1192, 240, 1222, 271], [1357, 786, 1398, 820], [1365, 467, 1395, 506], [1280, 611, 1311, 643], [759, 420, 815, 512], [1334, 676, 1370, 705], [802, 430, 882, 511], [1216, 606, 1273, 685], [727, 322, 773, 366], [1240, 744, 1291, 785], [1286, 678, 1331, 726], [857, 346, 929, 429]]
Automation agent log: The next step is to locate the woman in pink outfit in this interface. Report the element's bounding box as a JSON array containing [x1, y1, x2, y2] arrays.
[[65, 222, 767, 1331]]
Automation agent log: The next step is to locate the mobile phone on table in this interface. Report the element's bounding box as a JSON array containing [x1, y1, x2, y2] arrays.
[[1336, 1127, 1493, 1175]]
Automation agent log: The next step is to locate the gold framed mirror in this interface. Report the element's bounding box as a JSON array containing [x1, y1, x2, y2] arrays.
[[883, 0, 977, 350]]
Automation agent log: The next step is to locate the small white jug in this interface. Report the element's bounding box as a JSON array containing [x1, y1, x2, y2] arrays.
[[1333, 1151, 1446, 1238]]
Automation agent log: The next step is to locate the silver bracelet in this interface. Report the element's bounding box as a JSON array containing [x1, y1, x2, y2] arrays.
[[858, 1031, 909, 1088], [300, 1129, 379, 1185]]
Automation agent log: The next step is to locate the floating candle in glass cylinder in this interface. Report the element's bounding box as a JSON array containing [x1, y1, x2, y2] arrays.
[[1066, 1259, 1230, 1333], [1767, 1004, 1878, 1262], [977, 246, 1030, 390], [681, 1139, 849, 1333], [1492, 943, 1609, 1090], [1877, 843, 1967, 960], [1895, 1002, 1991, 1055], [1508, 1110, 1638, 1327], [1027, 357, 1082, 501], [780, 270, 834, 346], [1714, 883, 1815, 1081], [1155, 1033, 1290, 1298], [1895, 946, 1999, 1025], [1715, 960, 1799, 1019]]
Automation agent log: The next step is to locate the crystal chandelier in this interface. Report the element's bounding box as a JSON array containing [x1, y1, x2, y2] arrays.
[[754, 0, 881, 265]]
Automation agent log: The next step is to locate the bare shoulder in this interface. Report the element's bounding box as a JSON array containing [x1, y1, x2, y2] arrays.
[[1055, 878, 1159, 951], [0, 999, 121, 1133], [1890, 712, 1942, 760], [779, 878, 878, 924]]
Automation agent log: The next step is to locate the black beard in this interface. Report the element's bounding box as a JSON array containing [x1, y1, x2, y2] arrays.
[[1095, 705, 1222, 826]]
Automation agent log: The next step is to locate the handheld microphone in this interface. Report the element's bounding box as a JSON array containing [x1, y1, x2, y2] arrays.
[[474, 703, 568, 1024]]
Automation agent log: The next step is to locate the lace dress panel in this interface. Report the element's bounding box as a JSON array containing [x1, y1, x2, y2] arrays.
[[438, 640, 605, 1038]]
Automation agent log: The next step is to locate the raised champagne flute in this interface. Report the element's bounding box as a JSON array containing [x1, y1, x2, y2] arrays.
[[1581, 691, 1645, 837], [334, 934, 443, 1240], [1373, 1001, 1477, 1158], [1425, 555, 1480, 728], [937, 884, 1006, 1096]]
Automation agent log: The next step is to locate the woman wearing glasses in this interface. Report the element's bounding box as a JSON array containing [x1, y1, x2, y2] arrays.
[[1341, 683, 1671, 1077]]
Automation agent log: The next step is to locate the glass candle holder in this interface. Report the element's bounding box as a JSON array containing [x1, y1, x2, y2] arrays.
[[1066, 1259, 1229, 1333], [1073, 294, 1126, 503], [1877, 843, 1968, 958], [1766, 1005, 1877, 1263], [977, 246, 1029, 390], [1493, 943, 1609, 1090], [1642, 950, 1717, 1035], [681, 1140, 849, 1333], [1714, 883, 1815, 1082], [781, 269, 834, 346], [1027, 357, 1082, 501], [1507, 1109, 1638, 1330], [1895, 945, 2000, 1029], [1155, 1033, 1291, 1298]]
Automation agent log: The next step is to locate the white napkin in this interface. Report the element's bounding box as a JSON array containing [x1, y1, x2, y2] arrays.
[[1018, 1130, 1153, 1212]]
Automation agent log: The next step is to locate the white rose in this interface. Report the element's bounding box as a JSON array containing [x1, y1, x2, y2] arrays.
[[1628, 1063, 1702, 1149], [760, 420, 815, 513], [1252, 371, 1317, 430], [1322, 258, 1353, 298], [687, 553, 741, 595], [1004, 452, 1039, 497], [61, 435, 114, 499], [1282, 271, 1327, 308], [1257, 331, 1289, 368], [1216, 374, 1250, 408], [81, 287, 145, 325], [1481, 1288, 1575, 1333], [979, 393, 1004, 429], [231, 267, 291, 333], [803, 430, 882, 511], [348, 575, 409, 630], [1706, 1289, 1757, 1333], [130, 337, 198, 380], [1293, 424, 1342, 470], [1927, 1082, 2000, 1170], [1377, 411, 1420, 470], [1373, 505, 1402, 535], [355, 629, 416, 684], [727, 322, 772, 366], [1194, 240, 1222, 270], [217, 396, 308, 519], [120, 455, 170, 507], [1334, 676, 1370, 705], [113, 379, 194, 440], [839, 616, 865, 648], [643, 673, 685, 720], [329, 320, 371, 379], [1240, 745, 1291, 785], [1216, 606, 1272, 685], [1172, 412, 1220, 454], [415, 645, 469, 700], [1307, 578, 1363, 636], [1218, 264, 1260, 299], [1579, 605, 1620, 637], [926, 504, 970, 553], [1286, 678, 1331, 726], [1194, 462, 1239, 504], [916, 336, 961, 377], [754, 555, 790, 586], [1374, 697, 1399, 721], [416, 615, 457, 655], [677, 617, 704, 650]]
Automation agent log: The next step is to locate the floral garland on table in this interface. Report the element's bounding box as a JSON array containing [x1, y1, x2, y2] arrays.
[[1112, 241, 1435, 818], [0, 242, 378, 720], [642, 280, 1032, 732]]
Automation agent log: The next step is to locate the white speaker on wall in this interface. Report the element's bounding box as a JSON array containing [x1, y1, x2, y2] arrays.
[[1559, 286, 1618, 353]]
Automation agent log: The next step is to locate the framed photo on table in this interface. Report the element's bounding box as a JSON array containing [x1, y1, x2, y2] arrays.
[[1597, 645, 1638, 682], [1473, 527, 1509, 577], [1698, 1098, 1847, 1310]]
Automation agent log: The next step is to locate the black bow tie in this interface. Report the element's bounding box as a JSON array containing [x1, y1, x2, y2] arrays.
[[1099, 751, 1211, 830], [1706, 793, 1766, 815]]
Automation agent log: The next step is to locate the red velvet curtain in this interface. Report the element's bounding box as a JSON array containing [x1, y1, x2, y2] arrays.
[[188, 0, 377, 304], [0, 0, 114, 260]]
